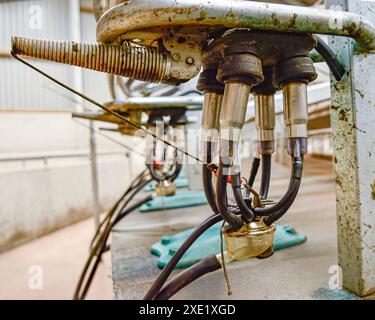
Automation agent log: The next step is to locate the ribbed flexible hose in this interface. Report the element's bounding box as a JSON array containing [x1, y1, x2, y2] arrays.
[[11, 37, 171, 83]]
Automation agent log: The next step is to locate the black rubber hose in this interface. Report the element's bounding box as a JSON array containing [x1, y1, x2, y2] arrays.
[[147, 142, 182, 182], [255, 156, 303, 218], [315, 36, 346, 81], [216, 162, 244, 229], [203, 165, 219, 214], [90, 170, 148, 249], [147, 162, 166, 182], [168, 161, 183, 182], [76, 194, 153, 300], [143, 214, 223, 300], [202, 142, 219, 214], [248, 157, 260, 187], [179, 90, 203, 96], [74, 179, 151, 300], [259, 154, 271, 199], [230, 173, 254, 222], [246, 157, 260, 198], [102, 191, 154, 254], [148, 161, 182, 182], [155, 255, 222, 300], [263, 156, 303, 226], [112, 194, 153, 227]]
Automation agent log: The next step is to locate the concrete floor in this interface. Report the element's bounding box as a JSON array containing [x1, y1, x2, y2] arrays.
[[0, 217, 113, 300], [0, 156, 356, 300]]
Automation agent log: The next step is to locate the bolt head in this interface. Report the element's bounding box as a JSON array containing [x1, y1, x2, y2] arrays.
[[172, 53, 181, 62], [186, 57, 195, 65]]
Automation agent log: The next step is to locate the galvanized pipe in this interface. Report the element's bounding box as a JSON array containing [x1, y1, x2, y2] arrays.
[[201, 92, 222, 144], [255, 94, 275, 155], [97, 0, 375, 52], [283, 82, 308, 139], [124, 95, 203, 107], [219, 82, 251, 145], [201, 92, 222, 214]]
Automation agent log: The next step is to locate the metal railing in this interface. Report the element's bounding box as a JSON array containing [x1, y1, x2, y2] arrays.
[[0, 149, 129, 165]]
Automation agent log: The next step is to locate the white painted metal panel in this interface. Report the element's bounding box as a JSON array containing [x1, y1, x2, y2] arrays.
[[0, 0, 79, 110]]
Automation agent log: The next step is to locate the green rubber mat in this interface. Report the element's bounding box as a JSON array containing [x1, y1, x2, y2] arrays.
[[177, 170, 186, 179], [139, 191, 207, 212], [312, 287, 359, 300], [144, 177, 189, 192], [150, 224, 307, 269]]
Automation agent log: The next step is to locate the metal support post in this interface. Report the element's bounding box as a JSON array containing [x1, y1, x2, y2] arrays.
[[327, 0, 375, 297]]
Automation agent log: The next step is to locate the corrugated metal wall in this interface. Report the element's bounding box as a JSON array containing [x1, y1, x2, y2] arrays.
[[0, 0, 110, 110], [80, 7, 112, 104]]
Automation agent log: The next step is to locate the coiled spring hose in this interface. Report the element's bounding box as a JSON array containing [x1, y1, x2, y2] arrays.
[[11, 37, 171, 84]]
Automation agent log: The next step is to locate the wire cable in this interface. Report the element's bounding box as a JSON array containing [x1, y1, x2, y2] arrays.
[[11, 53, 207, 166], [73, 119, 146, 157]]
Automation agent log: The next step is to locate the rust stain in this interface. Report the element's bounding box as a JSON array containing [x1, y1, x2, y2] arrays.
[[271, 13, 279, 26], [371, 181, 375, 200], [344, 22, 368, 42], [339, 110, 348, 122], [288, 14, 298, 28], [355, 89, 364, 98], [196, 10, 207, 22], [153, 5, 198, 18], [336, 177, 343, 188], [225, 9, 235, 19]]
